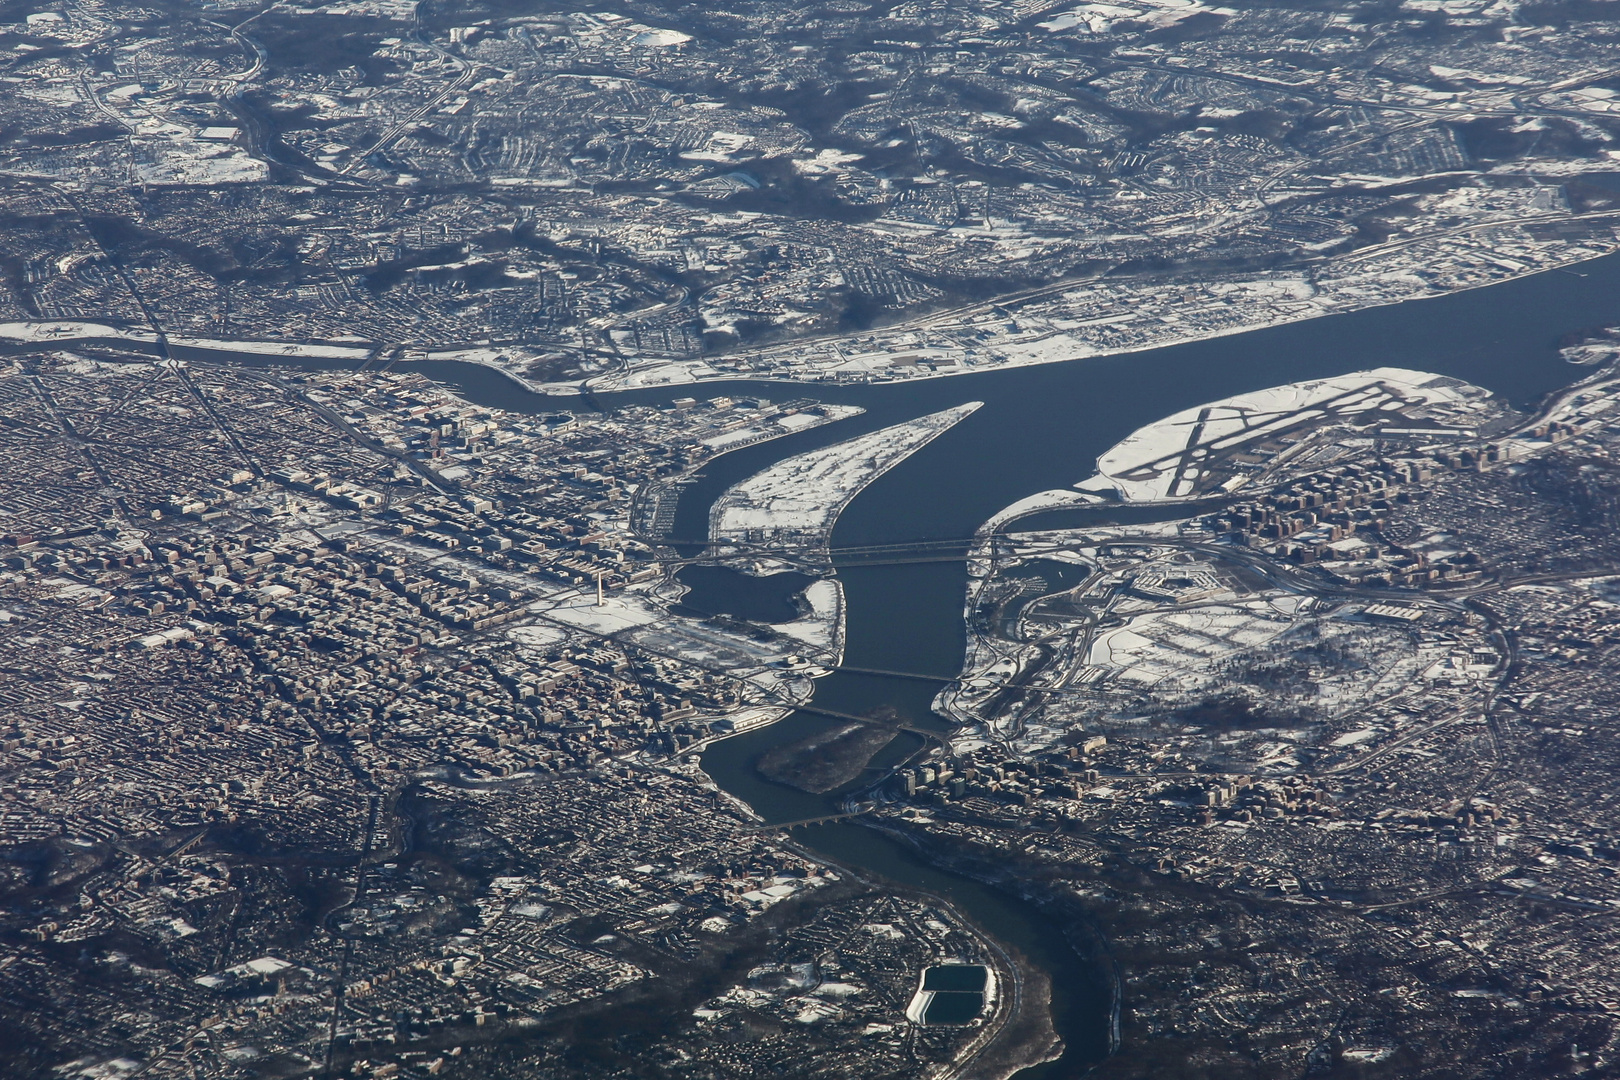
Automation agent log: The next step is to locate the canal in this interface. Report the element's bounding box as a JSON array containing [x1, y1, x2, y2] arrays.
[[271, 250, 1620, 1076]]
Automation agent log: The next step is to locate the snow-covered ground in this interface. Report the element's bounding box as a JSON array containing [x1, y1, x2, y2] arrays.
[[699, 404, 864, 451], [710, 402, 982, 549], [476, 406, 872, 746], [987, 367, 1490, 521], [1083, 601, 1298, 689], [533, 589, 666, 635], [979, 488, 1105, 535], [1092, 367, 1484, 501], [133, 138, 268, 185], [659, 406, 978, 740], [598, 358, 724, 388], [0, 322, 377, 362], [8, 220, 1608, 402], [773, 578, 844, 662], [0, 321, 158, 345], [168, 336, 374, 360], [568, 217, 1620, 395], [1492, 370, 1620, 463]]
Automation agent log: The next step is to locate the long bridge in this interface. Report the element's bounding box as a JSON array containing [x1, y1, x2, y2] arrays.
[[653, 498, 1229, 567], [661, 535, 985, 568], [829, 664, 954, 684], [825, 665, 1095, 696], [738, 804, 875, 834]]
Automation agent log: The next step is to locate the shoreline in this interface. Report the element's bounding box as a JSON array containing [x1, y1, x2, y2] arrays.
[[6, 235, 1617, 402], [864, 818, 1088, 1080], [706, 401, 984, 557], [580, 237, 1620, 394]]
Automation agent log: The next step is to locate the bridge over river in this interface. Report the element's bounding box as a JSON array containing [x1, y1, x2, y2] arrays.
[[737, 804, 875, 834]]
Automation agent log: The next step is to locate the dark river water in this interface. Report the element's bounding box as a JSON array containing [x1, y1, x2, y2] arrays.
[[672, 564, 818, 623], [247, 252, 1620, 1076]]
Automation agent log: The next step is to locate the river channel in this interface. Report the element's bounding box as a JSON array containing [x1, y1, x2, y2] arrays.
[[256, 253, 1620, 1075]]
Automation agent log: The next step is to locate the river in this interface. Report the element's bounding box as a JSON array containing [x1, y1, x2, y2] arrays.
[[250, 251, 1620, 1075]]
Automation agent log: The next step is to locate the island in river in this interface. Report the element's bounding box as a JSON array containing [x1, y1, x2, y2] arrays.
[[756, 713, 900, 793], [32, 243, 1620, 1080], [393, 250, 1620, 1080]]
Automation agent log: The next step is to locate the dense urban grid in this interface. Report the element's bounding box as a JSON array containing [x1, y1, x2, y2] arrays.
[[10, 0, 1620, 1076], [0, 348, 1012, 1079], [9, 0, 1620, 386], [897, 358, 1620, 1077]]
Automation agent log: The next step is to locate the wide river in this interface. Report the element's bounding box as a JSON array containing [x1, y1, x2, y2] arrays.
[[282, 253, 1620, 1076]]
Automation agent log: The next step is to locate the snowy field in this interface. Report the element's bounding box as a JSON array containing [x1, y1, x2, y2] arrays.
[[1090, 367, 1485, 501], [981, 367, 1490, 525], [535, 590, 666, 635], [1084, 601, 1298, 688], [0, 321, 158, 345], [773, 579, 845, 661], [0, 322, 375, 361], [699, 405, 864, 451], [979, 488, 1105, 535], [710, 402, 982, 548]]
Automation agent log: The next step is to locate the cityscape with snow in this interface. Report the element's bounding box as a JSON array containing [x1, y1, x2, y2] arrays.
[[10, 0, 1620, 1077]]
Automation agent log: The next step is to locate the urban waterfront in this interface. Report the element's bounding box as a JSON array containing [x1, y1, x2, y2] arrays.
[[373, 250, 1620, 1075], [17, 0, 1620, 1069]]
